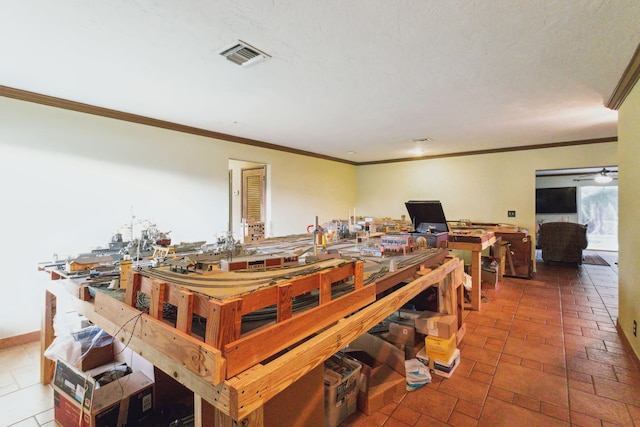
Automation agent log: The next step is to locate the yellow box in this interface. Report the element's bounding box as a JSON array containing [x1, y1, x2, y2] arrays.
[[425, 333, 457, 361]]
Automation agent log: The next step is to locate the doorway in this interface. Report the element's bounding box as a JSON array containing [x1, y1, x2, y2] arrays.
[[229, 159, 269, 242], [535, 166, 618, 252]]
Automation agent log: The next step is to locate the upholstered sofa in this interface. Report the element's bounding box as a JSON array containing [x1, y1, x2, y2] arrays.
[[537, 222, 588, 264]]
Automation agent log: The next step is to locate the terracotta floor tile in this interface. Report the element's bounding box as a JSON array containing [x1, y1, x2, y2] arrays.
[[580, 327, 622, 343], [400, 386, 457, 422], [511, 320, 562, 339], [471, 362, 495, 376], [487, 386, 513, 403], [542, 364, 567, 378], [562, 316, 599, 329], [521, 358, 542, 371], [540, 402, 571, 422], [515, 305, 562, 323], [568, 378, 595, 394], [468, 370, 493, 385], [499, 353, 521, 365], [390, 405, 421, 425], [447, 410, 479, 427], [614, 365, 640, 386], [380, 418, 411, 427], [462, 333, 487, 349], [586, 347, 639, 370], [414, 413, 451, 426], [567, 355, 618, 380], [568, 369, 593, 383], [343, 410, 388, 427], [569, 388, 633, 425], [563, 334, 607, 351], [454, 399, 482, 419], [464, 313, 498, 327], [460, 345, 501, 367], [492, 361, 568, 407], [513, 393, 540, 411], [453, 358, 474, 377], [627, 404, 640, 426], [437, 374, 490, 407], [470, 325, 508, 341], [503, 336, 566, 368], [592, 375, 640, 406], [569, 411, 603, 427], [477, 397, 569, 427]]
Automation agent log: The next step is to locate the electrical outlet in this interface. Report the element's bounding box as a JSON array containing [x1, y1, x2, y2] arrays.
[[507, 210, 516, 218], [634, 320, 637, 337]]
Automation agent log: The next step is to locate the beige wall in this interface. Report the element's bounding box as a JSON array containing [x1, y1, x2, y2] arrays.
[[617, 81, 640, 359], [0, 96, 356, 338], [355, 143, 618, 244]]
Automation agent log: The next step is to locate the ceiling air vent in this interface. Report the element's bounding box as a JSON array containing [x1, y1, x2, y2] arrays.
[[218, 40, 270, 66]]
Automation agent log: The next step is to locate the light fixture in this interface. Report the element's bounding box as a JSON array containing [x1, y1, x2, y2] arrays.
[[411, 137, 431, 143], [595, 169, 613, 183]]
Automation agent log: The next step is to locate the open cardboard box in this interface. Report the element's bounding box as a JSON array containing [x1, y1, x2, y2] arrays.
[[344, 333, 406, 415], [53, 359, 154, 427]]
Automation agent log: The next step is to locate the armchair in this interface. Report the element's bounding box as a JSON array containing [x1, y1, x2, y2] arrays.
[[537, 222, 588, 264]]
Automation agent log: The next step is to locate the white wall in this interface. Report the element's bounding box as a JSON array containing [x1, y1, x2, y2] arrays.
[[0, 96, 356, 338], [356, 143, 618, 249], [617, 79, 640, 359]]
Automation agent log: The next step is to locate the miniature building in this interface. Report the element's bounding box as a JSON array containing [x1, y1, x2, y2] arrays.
[[379, 235, 417, 256], [65, 255, 114, 273], [167, 258, 196, 274], [221, 253, 299, 272], [191, 252, 223, 274]]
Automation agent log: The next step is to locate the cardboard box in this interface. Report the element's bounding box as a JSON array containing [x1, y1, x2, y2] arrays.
[[424, 333, 457, 361], [481, 268, 499, 286], [416, 347, 461, 378], [264, 364, 324, 427], [413, 312, 458, 339], [53, 360, 154, 427], [345, 333, 406, 415], [388, 322, 416, 345], [392, 333, 426, 360], [323, 353, 361, 427]]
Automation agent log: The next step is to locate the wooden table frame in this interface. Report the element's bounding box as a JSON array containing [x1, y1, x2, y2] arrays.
[[447, 236, 497, 311], [41, 257, 464, 426]]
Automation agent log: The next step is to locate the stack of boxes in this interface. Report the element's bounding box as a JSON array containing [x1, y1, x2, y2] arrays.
[[388, 310, 460, 378]]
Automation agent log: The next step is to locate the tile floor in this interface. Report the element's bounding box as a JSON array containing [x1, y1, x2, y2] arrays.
[[344, 250, 640, 426], [1, 251, 637, 427], [0, 341, 53, 427]]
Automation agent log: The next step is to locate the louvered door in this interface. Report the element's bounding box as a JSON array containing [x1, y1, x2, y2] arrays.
[[242, 167, 266, 223]]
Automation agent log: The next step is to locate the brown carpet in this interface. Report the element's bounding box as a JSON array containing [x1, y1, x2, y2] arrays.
[[582, 253, 610, 266]]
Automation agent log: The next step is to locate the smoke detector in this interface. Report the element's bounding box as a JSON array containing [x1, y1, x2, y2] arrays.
[[218, 40, 271, 66]]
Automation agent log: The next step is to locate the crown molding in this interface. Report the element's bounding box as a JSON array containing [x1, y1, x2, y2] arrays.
[[1, 85, 618, 166], [357, 137, 618, 166], [607, 42, 640, 110], [0, 85, 357, 166]]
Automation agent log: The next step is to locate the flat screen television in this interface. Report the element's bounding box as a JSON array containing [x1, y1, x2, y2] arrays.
[[536, 187, 577, 214]]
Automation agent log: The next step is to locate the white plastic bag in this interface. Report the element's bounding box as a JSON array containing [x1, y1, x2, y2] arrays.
[[405, 358, 431, 391]]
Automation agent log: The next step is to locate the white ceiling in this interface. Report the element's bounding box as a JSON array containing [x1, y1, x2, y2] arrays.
[[2, 1, 639, 163]]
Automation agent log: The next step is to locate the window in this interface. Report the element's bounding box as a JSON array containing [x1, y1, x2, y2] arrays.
[[579, 186, 618, 250]]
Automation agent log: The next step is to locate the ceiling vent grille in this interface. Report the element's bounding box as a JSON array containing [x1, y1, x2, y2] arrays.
[[218, 40, 270, 66]]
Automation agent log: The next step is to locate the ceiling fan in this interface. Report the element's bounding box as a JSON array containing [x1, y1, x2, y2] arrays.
[[573, 167, 618, 183]]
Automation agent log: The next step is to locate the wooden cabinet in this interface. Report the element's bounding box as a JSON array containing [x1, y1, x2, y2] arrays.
[[496, 231, 532, 279]]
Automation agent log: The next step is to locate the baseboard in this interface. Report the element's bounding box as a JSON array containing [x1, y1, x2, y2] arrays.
[[616, 320, 640, 371], [0, 330, 40, 350]]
